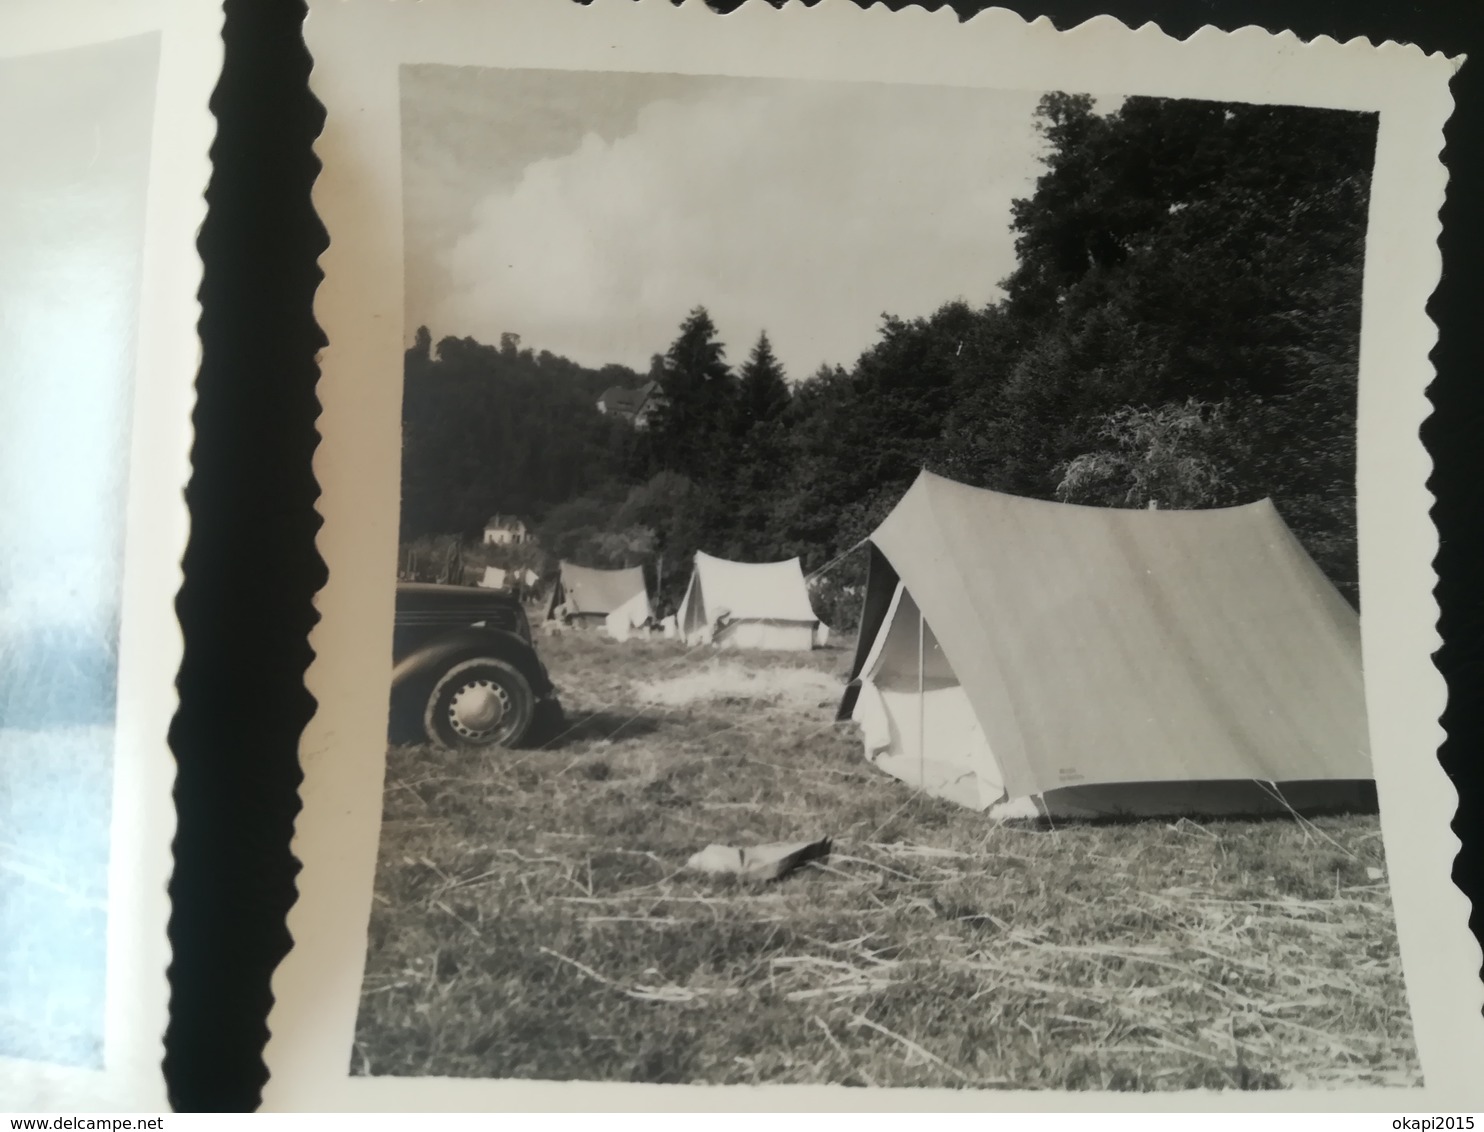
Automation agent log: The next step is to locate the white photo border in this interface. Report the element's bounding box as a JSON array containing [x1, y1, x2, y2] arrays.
[[267, 0, 1475, 1111]]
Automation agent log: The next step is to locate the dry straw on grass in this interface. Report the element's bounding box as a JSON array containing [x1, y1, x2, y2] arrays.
[[353, 633, 1419, 1090]]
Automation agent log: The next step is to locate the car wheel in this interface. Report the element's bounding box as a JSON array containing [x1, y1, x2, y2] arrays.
[[423, 657, 535, 750]]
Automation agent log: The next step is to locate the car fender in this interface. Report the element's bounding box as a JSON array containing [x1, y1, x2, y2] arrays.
[[391, 626, 553, 697]]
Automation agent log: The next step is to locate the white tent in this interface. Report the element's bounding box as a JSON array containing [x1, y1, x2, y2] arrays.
[[546, 561, 653, 639], [478, 565, 506, 589], [677, 551, 820, 651], [840, 470, 1374, 820]]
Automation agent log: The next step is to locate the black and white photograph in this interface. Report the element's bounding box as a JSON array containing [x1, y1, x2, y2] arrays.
[[265, 0, 1476, 1111], [348, 63, 1419, 1090]]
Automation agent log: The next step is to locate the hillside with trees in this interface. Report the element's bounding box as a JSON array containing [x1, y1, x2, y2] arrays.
[[399, 93, 1377, 621], [398, 330, 643, 540]]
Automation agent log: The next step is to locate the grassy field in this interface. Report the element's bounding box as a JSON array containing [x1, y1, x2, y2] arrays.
[[353, 631, 1420, 1091]]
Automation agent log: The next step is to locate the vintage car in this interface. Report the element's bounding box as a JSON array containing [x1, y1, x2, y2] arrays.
[[389, 581, 562, 749]]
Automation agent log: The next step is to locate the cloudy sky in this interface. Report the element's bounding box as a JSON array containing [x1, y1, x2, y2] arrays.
[[401, 66, 1056, 379]]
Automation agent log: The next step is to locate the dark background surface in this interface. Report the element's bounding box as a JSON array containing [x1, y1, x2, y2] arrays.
[[168, 0, 1484, 1111]]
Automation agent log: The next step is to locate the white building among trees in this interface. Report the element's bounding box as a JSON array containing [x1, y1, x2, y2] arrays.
[[482, 514, 530, 545], [595, 380, 663, 429]]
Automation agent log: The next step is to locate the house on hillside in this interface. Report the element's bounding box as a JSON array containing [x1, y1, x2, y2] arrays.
[[482, 514, 530, 546], [596, 381, 663, 429]]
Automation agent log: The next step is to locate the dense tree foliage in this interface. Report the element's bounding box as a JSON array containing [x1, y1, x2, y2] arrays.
[[400, 94, 1377, 614], [398, 333, 640, 540]]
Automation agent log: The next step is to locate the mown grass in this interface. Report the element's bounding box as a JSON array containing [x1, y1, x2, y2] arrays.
[[352, 632, 1419, 1091]]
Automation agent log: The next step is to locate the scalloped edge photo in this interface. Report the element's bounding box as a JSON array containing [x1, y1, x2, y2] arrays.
[[266, 0, 1476, 1111], [0, 0, 220, 1112]]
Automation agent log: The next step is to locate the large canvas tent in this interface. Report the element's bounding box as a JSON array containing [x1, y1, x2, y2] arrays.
[[677, 551, 822, 651], [839, 471, 1373, 819], [546, 561, 652, 638]]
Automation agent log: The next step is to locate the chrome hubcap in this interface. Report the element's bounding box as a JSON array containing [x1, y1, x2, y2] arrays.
[[447, 677, 511, 740]]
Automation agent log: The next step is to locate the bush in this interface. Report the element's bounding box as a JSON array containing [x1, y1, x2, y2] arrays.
[[807, 556, 868, 632]]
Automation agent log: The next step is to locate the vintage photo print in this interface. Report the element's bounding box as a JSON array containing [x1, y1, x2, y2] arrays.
[[268, 0, 1476, 1111], [0, 0, 219, 1112]]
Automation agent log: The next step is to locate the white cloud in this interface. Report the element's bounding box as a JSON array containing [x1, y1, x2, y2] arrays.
[[433, 82, 1046, 378]]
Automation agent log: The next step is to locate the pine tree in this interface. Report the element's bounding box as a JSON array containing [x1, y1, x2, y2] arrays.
[[651, 306, 736, 478], [737, 330, 790, 429]]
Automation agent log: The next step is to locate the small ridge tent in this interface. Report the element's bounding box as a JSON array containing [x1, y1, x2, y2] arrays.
[[677, 551, 820, 650], [839, 470, 1374, 819], [546, 562, 652, 638], [478, 566, 506, 590]]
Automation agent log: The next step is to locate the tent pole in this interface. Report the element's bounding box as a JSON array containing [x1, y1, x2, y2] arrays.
[[917, 605, 926, 792]]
